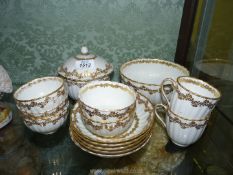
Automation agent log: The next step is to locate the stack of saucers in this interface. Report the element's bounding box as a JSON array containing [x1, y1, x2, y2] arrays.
[[69, 81, 154, 158]]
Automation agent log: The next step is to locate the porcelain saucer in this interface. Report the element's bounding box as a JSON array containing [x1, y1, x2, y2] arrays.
[[70, 123, 152, 151], [69, 127, 152, 158], [70, 94, 154, 143], [70, 121, 153, 148]]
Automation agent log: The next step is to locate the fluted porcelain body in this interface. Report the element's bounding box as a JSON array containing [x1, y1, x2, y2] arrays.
[[161, 76, 221, 120], [24, 113, 68, 135], [23, 101, 69, 134], [165, 110, 207, 147], [79, 81, 136, 137], [155, 104, 209, 147]]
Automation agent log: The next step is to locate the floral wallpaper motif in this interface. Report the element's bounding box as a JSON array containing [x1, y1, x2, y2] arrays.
[[0, 0, 184, 85]]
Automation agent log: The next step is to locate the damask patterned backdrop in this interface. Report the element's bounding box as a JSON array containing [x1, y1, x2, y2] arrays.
[[0, 0, 184, 86]]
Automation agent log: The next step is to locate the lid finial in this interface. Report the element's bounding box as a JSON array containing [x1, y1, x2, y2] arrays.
[[81, 46, 88, 54]]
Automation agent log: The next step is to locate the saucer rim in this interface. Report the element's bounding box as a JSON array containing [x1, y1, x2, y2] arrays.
[[70, 124, 153, 149], [71, 128, 152, 153], [70, 128, 152, 158]]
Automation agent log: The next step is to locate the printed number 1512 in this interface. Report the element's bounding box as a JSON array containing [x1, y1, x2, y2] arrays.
[[79, 60, 91, 68]]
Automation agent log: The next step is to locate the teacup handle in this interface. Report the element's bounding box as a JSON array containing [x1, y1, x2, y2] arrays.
[[154, 104, 168, 128], [161, 78, 177, 106]]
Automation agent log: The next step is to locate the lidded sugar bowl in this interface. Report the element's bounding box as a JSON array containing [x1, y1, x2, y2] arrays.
[[58, 46, 113, 100]]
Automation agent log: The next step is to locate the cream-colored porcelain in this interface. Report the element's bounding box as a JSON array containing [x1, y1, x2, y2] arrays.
[[71, 93, 154, 143], [57, 47, 113, 100], [14, 76, 68, 116], [63, 75, 109, 100], [73, 134, 150, 153], [161, 76, 221, 120], [155, 104, 208, 147], [79, 81, 136, 137], [70, 122, 152, 147], [24, 114, 68, 135], [81, 113, 134, 138], [21, 99, 69, 119], [69, 94, 154, 157], [70, 128, 151, 158], [120, 58, 190, 104], [58, 47, 113, 81], [21, 98, 69, 118], [23, 101, 69, 135], [70, 122, 152, 151]]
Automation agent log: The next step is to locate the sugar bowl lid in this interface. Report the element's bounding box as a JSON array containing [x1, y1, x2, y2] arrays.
[[58, 47, 113, 81]]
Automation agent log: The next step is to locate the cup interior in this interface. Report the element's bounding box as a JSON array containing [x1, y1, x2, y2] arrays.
[[15, 77, 63, 101], [79, 82, 136, 111], [121, 59, 189, 85], [178, 77, 221, 99]]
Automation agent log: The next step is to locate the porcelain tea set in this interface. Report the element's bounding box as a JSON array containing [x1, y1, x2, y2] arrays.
[[11, 46, 221, 157]]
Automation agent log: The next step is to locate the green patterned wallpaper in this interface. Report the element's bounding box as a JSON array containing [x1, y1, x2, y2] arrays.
[[0, 0, 184, 85]]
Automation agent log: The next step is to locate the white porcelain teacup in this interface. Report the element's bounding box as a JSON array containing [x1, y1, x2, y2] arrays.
[[161, 76, 221, 120], [155, 104, 209, 147], [120, 58, 190, 104], [14, 76, 68, 116], [14, 76, 69, 134], [79, 81, 136, 137], [23, 101, 69, 135]]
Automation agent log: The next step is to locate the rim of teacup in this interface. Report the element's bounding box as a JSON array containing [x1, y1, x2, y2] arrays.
[[120, 58, 190, 86], [79, 81, 137, 112], [177, 76, 221, 100], [166, 105, 210, 122], [14, 76, 65, 102]]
